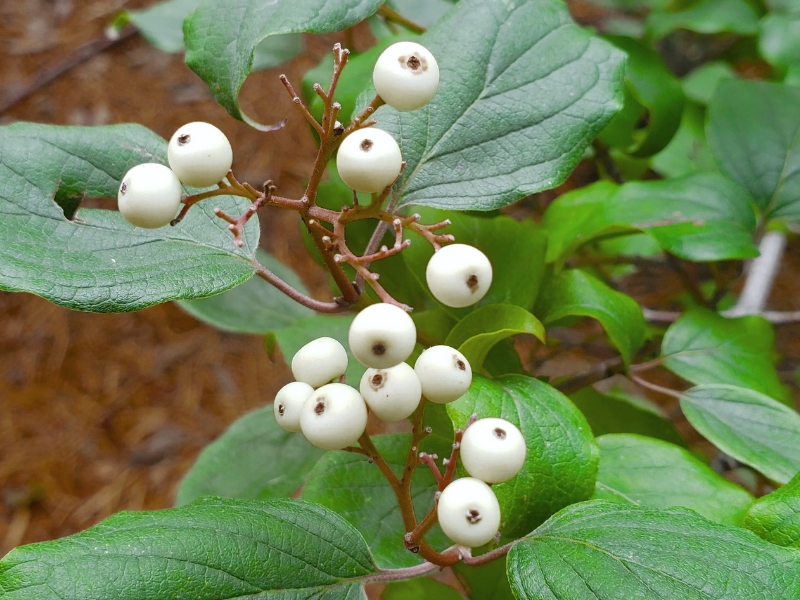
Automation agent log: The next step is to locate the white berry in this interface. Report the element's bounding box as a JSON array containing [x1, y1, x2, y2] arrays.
[[291, 337, 348, 388], [117, 163, 182, 229], [167, 122, 233, 188], [359, 362, 421, 422], [426, 244, 493, 308], [299, 383, 368, 450], [437, 477, 501, 548], [460, 418, 526, 483], [336, 128, 402, 194], [414, 345, 471, 404], [273, 381, 314, 433], [373, 41, 439, 112], [348, 303, 417, 369]]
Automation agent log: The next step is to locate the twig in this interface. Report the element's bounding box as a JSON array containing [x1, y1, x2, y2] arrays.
[[726, 230, 786, 317], [253, 262, 346, 313], [0, 25, 137, 116], [461, 541, 516, 566], [363, 561, 438, 583], [377, 4, 426, 35], [592, 140, 624, 184], [554, 357, 623, 394], [630, 374, 683, 399], [642, 307, 800, 325]]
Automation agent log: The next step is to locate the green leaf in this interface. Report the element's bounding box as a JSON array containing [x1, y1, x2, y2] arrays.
[[444, 304, 545, 372], [646, 0, 760, 39], [508, 501, 800, 600], [403, 209, 548, 313], [302, 434, 449, 569], [385, 0, 455, 29], [123, 0, 302, 70], [176, 405, 325, 505], [760, 14, 800, 69], [651, 101, 718, 177], [455, 558, 515, 600], [536, 269, 645, 367], [743, 471, 800, 548], [680, 384, 800, 484], [123, 0, 201, 52], [662, 307, 788, 402], [273, 314, 366, 385], [707, 79, 800, 220], [376, 0, 625, 210], [177, 250, 313, 334], [594, 434, 753, 525], [682, 62, 737, 105], [600, 36, 684, 157], [383, 578, 463, 600], [0, 497, 376, 599], [0, 122, 258, 313], [569, 386, 686, 446], [184, 0, 383, 127], [543, 173, 758, 264], [448, 374, 599, 539]]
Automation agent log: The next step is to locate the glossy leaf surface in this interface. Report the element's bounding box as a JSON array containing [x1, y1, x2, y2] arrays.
[[707, 80, 800, 221], [662, 308, 787, 402], [448, 375, 599, 539], [594, 433, 753, 525], [680, 384, 800, 484], [377, 0, 626, 210], [743, 471, 800, 548], [0, 498, 376, 599], [536, 269, 645, 367], [508, 501, 800, 600]]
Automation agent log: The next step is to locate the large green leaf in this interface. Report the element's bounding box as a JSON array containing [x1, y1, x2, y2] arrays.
[[680, 384, 800, 484], [302, 434, 449, 569], [646, 0, 760, 39], [569, 386, 686, 446], [743, 471, 800, 548], [600, 36, 684, 157], [543, 173, 758, 264], [178, 250, 313, 334], [594, 434, 753, 525], [448, 375, 599, 539], [402, 209, 547, 314], [507, 501, 800, 600], [444, 304, 545, 372], [0, 498, 376, 599], [662, 308, 788, 402], [707, 79, 800, 221], [536, 269, 645, 367], [177, 406, 325, 505], [273, 314, 366, 385], [651, 101, 718, 178], [0, 122, 258, 313], [184, 0, 383, 127], [376, 0, 625, 210]]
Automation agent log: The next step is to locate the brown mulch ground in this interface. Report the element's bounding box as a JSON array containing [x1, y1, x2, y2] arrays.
[[2, 0, 800, 565]]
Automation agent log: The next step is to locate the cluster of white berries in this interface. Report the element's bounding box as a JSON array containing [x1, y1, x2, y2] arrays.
[[336, 41, 439, 194], [437, 418, 526, 547], [273, 302, 473, 447], [117, 122, 233, 229], [272, 301, 526, 548]]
